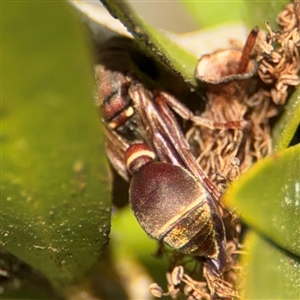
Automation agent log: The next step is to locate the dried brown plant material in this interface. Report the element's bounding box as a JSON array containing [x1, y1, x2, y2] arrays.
[[203, 264, 240, 300], [189, 1, 300, 186], [258, 3, 300, 105], [148, 3, 300, 296], [150, 261, 242, 300], [149, 283, 164, 298], [192, 31, 259, 182], [177, 6, 300, 297], [148, 238, 243, 299], [171, 266, 185, 286], [295, 1, 300, 31], [150, 265, 211, 300]]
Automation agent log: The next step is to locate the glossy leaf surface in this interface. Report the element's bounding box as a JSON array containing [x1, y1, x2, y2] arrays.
[[224, 145, 300, 257], [100, 0, 198, 86], [240, 230, 300, 299], [1, 1, 111, 291], [272, 88, 300, 151]]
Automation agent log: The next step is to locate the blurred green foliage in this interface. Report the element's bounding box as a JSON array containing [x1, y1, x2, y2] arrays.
[[1, 1, 111, 295]]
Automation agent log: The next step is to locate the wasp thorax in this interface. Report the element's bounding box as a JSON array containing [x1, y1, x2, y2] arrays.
[[103, 93, 134, 130], [125, 143, 219, 259]]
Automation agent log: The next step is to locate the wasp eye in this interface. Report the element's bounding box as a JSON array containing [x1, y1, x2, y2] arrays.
[[125, 143, 155, 174]]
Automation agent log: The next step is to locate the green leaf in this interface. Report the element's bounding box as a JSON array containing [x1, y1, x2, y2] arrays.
[[272, 88, 300, 152], [180, 0, 287, 30], [223, 145, 300, 257], [180, 1, 245, 28], [100, 0, 198, 86], [111, 207, 169, 292], [112, 207, 157, 256], [243, 0, 287, 29], [239, 230, 300, 300], [1, 1, 111, 292]]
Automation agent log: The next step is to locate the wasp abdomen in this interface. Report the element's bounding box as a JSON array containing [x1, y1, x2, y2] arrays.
[[162, 202, 217, 257], [126, 144, 219, 259]]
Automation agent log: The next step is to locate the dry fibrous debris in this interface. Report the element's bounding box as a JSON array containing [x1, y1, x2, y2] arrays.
[[258, 3, 300, 104], [187, 2, 300, 186], [150, 2, 299, 299], [149, 264, 240, 300], [149, 238, 241, 299]]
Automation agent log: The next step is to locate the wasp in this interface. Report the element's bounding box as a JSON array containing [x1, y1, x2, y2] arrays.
[[94, 35, 256, 297]]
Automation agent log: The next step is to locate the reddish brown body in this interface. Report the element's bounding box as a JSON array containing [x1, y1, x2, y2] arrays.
[[97, 38, 232, 277], [130, 161, 218, 258]]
